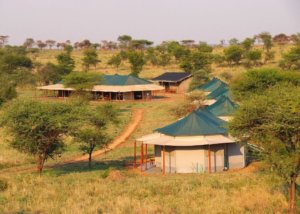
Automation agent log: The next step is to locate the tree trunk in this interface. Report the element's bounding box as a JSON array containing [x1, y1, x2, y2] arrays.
[[88, 152, 92, 168], [288, 175, 297, 214], [36, 155, 45, 176]]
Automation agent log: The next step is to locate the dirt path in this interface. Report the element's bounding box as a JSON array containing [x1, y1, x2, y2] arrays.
[[1, 108, 144, 174]]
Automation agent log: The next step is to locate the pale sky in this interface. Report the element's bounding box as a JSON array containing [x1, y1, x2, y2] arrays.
[[0, 0, 299, 45]]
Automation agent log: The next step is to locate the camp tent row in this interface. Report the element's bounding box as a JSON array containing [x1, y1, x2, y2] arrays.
[[136, 77, 244, 174], [37, 74, 164, 101]]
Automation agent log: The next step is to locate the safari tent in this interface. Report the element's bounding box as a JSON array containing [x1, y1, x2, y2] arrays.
[[136, 109, 246, 174], [37, 74, 164, 101], [152, 72, 192, 93], [206, 95, 239, 121], [199, 77, 227, 92]]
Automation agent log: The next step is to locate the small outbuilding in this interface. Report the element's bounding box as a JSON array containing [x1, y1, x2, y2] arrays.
[[136, 109, 246, 174], [152, 72, 192, 93], [37, 74, 164, 101]]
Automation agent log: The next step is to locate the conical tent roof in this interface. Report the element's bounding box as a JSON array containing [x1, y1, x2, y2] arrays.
[[207, 84, 230, 100], [101, 74, 151, 86], [200, 78, 227, 92], [206, 96, 239, 116], [155, 109, 227, 136]]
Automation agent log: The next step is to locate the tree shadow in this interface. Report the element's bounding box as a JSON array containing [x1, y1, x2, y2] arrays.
[[44, 155, 135, 176]]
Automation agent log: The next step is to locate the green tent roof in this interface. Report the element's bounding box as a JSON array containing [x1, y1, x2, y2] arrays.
[[206, 96, 239, 116], [101, 74, 151, 86], [200, 78, 227, 92], [155, 109, 227, 136], [207, 84, 230, 100]]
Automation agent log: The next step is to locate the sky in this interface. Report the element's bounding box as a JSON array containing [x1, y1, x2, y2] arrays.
[[0, 0, 299, 45]]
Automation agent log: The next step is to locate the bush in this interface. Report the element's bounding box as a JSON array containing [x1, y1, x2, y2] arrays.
[[220, 72, 233, 81], [0, 179, 8, 192]]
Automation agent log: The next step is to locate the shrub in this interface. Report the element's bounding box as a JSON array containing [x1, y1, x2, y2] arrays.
[[0, 179, 8, 192]]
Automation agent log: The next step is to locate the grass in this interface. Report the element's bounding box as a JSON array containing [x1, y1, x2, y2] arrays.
[[1, 96, 298, 213], [0, 168, 289, 213], [0, 44, 299, 213]]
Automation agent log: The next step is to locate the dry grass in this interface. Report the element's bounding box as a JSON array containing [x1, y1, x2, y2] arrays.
[[0, 170, 288, 213], [0, 45, 298, 213]]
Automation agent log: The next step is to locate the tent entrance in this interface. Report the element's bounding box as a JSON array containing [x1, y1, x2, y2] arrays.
[[134, 91, 143, 100]]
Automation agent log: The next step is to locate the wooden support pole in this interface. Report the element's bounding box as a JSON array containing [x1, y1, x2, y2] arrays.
[[163, 146, 166, 175], [208, 145, 211, 173], [133, 141, 137, 168], [140, 143, 144, 172], [145, 144, 148, 170], [109, 92, 112, 101]]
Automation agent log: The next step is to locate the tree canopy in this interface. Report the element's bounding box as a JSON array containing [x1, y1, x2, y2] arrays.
[[229, 83, 300, 212]]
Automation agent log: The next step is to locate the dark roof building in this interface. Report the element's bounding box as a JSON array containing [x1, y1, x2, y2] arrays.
[[206, 96, 239, 117], [152, 72, 193, 93]]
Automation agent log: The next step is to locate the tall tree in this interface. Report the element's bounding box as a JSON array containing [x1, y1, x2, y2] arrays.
[[23, 38, 35, 49], [107, 54, 122, 69], [72, 104, 118, 167], [229, 83, 300, 213], [126, 51, 146, 76], [56, 48, 75, 75], [45, 40, 56, 49], [82, 48, 100, 71], [241, 38, 254, 51], [117, 35, 132, 49], [36, 40, 47, 50], [259, 32, 273, 52]]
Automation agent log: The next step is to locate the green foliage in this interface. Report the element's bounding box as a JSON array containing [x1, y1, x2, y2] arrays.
[[280, 45, 300, 71], [259, 32, 273, 51], [229, 38, 239, 45], [0, 179, 8, 192], [117, 35, 132, 49], [0, 75, 17, 106], [37, 62, 62, 84], [82, 48, 100, 71], [63, 72, 102, 91], [56, 50, 75, 75], [126, 51, 146, 76], [107, 54, 122, 69], [72, 104, 119, 166], [180, 51, 212, 72], [198, 42, 213, 53], [229, 83, 300, 210], [231, 68, 300, 101], [1, 99, 77, 174], [172, 91, 205, 117], [189, 69, 210, 91], [264, 50, 275, 63], [245, 49, 262, 66], [130, 40, 153, 50], [165, 41, 190, 61], [242, 38, 254, 51], [224, 45, 244, 65]]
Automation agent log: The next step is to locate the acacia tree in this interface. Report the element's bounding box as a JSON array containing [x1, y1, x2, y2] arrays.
[[229, 84, 300, 213], [117, 35, 132, 49], [107, 54, 122, 69], [72, 104, 119, 167], [223, 45, 244, 65], [1, 100, 75, 175], [82, 48, 100, 71], [56, 47, 75, 75], [126, 51, 146, 76], [45, 40, 56, 49], [23, 38, 35, 49]]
